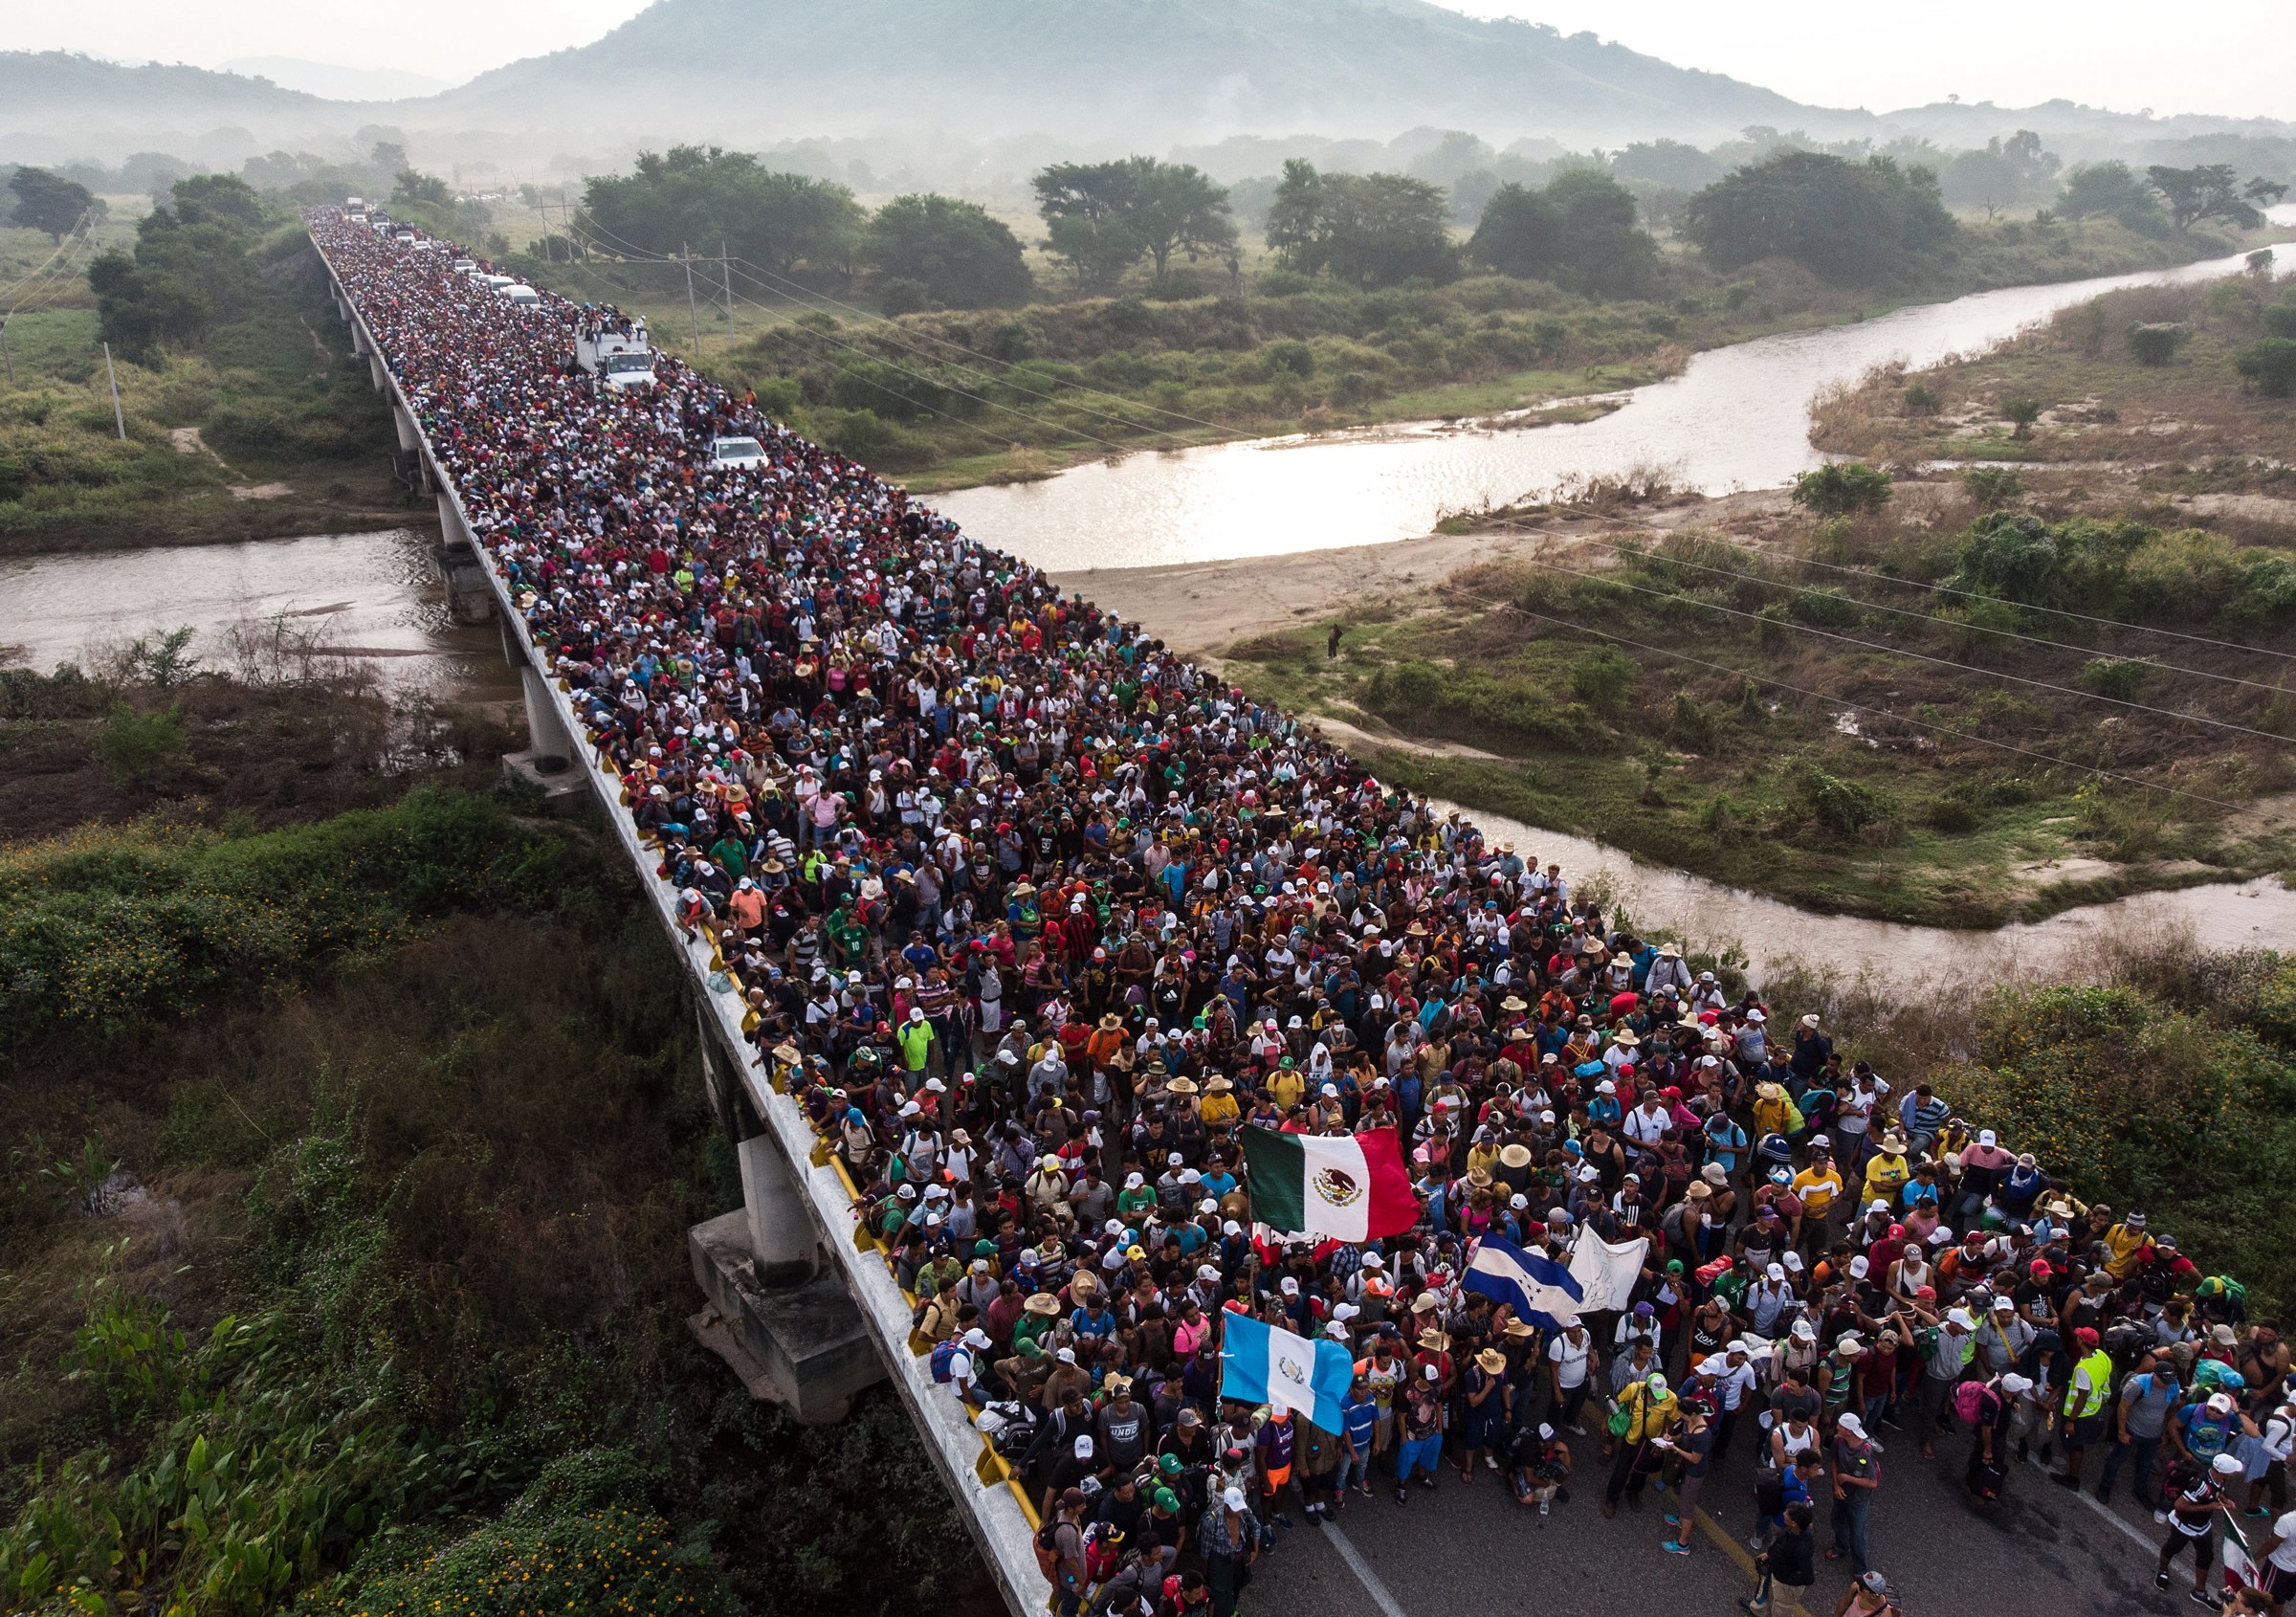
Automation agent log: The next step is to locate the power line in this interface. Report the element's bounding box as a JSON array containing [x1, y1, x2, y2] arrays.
[[1463, 590, 2241, 811], [0, 211, 92, 306], [1490, 543, 2296, 745], [568, 213, 1227, 450], [1493, 521, 2296, 699]]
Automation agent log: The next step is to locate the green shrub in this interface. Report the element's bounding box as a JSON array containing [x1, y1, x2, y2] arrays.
[[1792, 764, 1888, 836], [1789, 462, 1891, 517], [2125, 321, 2190, 365], [1901, 382, 1939, 413], [1923, 792, 1982, 833], [0, 788, 567, 1043], [2237, 337, 2296, 399], [2077, 657, 2154, 699], [1959, 465, 2023, 507], [1569, 646, 1636, 708], [92, 703, 188, 786], [1784, 586, 1860, 629], [329, 1499, 734, 1617]]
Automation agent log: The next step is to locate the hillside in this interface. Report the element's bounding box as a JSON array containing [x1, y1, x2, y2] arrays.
[[433, 0, 1831, 145], [0, 52, 347, 165]]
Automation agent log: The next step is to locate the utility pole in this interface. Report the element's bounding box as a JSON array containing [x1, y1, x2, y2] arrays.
[[102, 342, 125, 439], [0, 316, 13, 388], [719, 241, 736, 345], [682, 242, 701, 358]]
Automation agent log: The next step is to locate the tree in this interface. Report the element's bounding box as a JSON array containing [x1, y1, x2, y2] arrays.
[[1467, 182, 1560, 278], [1543, 169, 1655, 292], [1124, 161, 1235, 287], [1683, 151, 1956, 284], [2003, 398, 2044, 439], [9, 166, 95, 241], [1265, 162, 1456, 288], [1941, 130, 2060, 220], [1031, 160, 1147, 292], [1609, 140, 1724, 192], [2056, 161, 2166, 233], [579, 147, 863, 278], [861, 193, 1032, 310], [89, 173, 272, 359], [2145, 165, 2285, 233], [391, 168, 452, 210]]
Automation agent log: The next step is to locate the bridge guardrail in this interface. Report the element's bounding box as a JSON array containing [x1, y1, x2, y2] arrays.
[[312, 236, 1049, 1617]]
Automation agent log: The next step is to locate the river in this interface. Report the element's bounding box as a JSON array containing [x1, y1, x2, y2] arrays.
[[937, 228, 2296, 570], [0, 528, 518, 700], [6, 241, 2293, 974]]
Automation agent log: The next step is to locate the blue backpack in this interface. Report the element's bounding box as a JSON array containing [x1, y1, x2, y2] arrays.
[[930, 1339, 962, 1383]]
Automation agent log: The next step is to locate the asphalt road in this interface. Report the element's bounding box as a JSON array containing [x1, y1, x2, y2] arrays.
[[1241, 1422, 2224, 1617]]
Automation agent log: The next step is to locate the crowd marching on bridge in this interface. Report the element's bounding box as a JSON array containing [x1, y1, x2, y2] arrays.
[[315, 210, 2296, 1617]]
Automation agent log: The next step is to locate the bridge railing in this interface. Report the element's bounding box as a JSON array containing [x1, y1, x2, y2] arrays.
[[311, 233, 1049, 1617]]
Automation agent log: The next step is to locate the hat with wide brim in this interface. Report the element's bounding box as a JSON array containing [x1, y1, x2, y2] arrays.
[[1499, 1143, 1534, 1169], [1418, 1329, 1450, 1352], [1025, 1293, 1061, 1316], [1476, 1348, 1508, 1374]]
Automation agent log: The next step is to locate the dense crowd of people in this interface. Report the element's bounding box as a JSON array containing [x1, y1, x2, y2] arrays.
[[318, 211, 2296, 1617]]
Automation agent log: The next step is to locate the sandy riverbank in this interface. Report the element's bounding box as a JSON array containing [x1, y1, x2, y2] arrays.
[[1046, 488, 1795, 657]]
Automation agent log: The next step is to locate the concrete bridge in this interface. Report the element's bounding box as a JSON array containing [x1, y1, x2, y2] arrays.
[[314, 235, 1049, 1617]]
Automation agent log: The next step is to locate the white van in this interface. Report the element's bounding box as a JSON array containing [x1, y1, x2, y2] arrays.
[[708, 435, 769, 470], [497, 283, 543, 308]]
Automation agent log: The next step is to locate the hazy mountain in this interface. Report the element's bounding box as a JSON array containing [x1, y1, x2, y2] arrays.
[[221, 56, 455, 101], [432, 0, 1835, 146]]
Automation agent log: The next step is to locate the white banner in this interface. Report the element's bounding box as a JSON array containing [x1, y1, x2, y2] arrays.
[[1567, 1230, 1650, 1314]]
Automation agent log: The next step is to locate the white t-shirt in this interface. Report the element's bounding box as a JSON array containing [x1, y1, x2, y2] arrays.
[[2270, 1512, 2296, 1574], [1549, 1332, 1592, 1389]]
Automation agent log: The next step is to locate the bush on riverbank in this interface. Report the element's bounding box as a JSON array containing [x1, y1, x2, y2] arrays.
[[0, 793, 999, 1617]]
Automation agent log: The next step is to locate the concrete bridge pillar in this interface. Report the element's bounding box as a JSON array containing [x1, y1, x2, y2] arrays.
[[688, 1018, 884, 1424], [367, 349, 386, 393], [392, 404, 419, 453]]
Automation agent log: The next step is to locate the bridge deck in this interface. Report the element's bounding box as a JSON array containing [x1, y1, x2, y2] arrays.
[[310, 226, 1048, 1617]]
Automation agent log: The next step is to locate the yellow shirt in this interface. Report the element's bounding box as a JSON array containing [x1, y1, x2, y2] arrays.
[[1862, 1152, 1911, 1203], [1792, 1165, 1844, 1217], [1269, 1068, 1306, 1111], [1200, 1092, 1241, 1130]]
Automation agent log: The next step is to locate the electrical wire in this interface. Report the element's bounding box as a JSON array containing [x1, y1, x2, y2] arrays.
[[558, 221, 1159, 459], [0, 211, 91, 307], [3, 224, 99, 320], [1490, 543, 2296, 744], [1486, 521, 2296, 698], [567, 212, 1235, 449], [1483, 594, 2240, 809], [1493, 504, 2296, 666]]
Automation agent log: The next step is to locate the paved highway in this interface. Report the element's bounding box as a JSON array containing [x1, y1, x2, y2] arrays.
[[1246, 1422, 2209, 1617]]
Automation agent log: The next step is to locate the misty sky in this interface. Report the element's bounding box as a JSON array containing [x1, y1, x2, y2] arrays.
[[7, 0, 2291, 122]]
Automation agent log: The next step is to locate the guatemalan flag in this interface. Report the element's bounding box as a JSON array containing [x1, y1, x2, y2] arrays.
[[1240, 1125, 1420, 1241], [1464, 1232, 1587, 1330], [1221, 1310, 1354, 1432]]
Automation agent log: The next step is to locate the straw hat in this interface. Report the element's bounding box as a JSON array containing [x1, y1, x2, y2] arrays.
[[1498, 1143, 1534, 1169], [1466, 1167, 1493, 1190], [1204, 1075, 1233, 1094], [1025, 1293, 1061, 1316], [1417, 1329, 1450, 1353], [1165, 1076, 1199, 1096], [1476, 1348, 1508, 1374], [1504, 1319, 1538, 1340]]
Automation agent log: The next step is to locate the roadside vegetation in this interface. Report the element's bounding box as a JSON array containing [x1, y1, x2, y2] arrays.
[[1814, 255, 2296, 479], [1214, 455, 2296, 926], [489, 140, 2289, 489], [0, 170, 408, 555], [0, 652, 998, 1617]]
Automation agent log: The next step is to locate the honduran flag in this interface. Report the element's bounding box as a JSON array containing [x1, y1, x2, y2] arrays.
[[1221, 1310, 1354, 1432], [1241, 1125, 1420, 1241], [1465, 1232, 1586, 1330]]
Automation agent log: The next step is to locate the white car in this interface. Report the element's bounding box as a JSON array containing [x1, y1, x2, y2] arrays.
[[708, 435, 769, 470], [393, 230, 416, 244], [451, 257, 478, 274]]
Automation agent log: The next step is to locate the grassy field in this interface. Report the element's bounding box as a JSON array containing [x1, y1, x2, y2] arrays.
[[0, 218, 418, 557], [496, 215, 2280, 494], [1209, 473, 2296, 927], [1814, 259, 2296, 485]]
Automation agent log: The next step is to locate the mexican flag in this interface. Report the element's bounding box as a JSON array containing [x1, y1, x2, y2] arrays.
[[1241, 1125, 1420, 1241]]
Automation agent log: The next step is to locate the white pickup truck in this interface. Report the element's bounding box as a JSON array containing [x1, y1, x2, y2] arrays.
[[574, 330, 657, 390]]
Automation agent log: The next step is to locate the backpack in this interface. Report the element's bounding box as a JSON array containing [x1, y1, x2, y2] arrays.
[[930, 1339, 962, 1384], [1954, 1379, 1997, 1427], [1033, 1519, 1065, 1582]]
